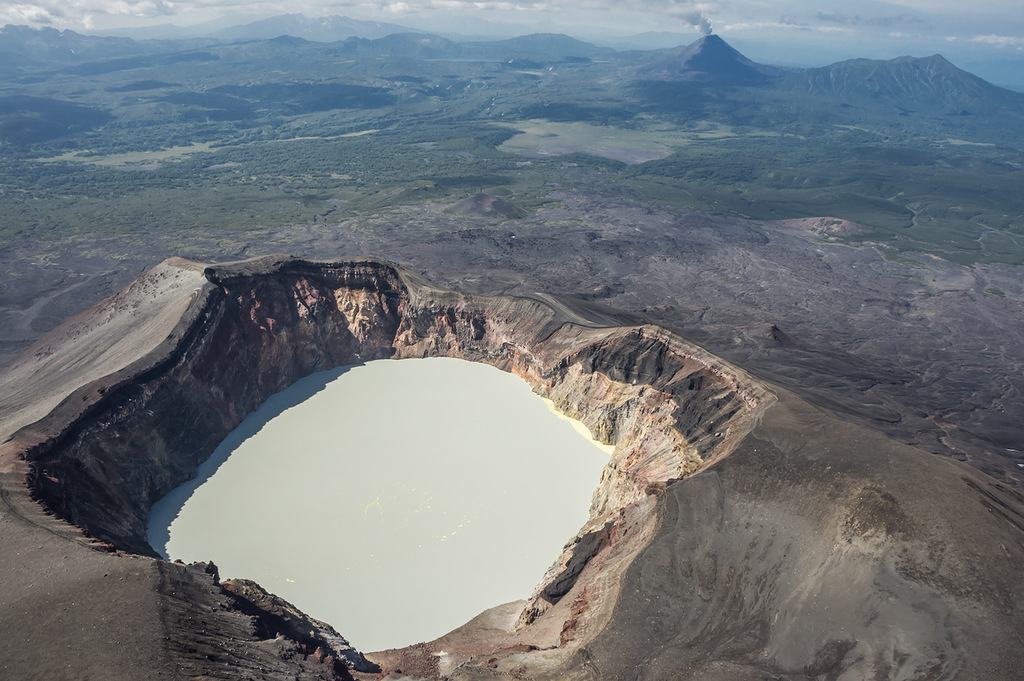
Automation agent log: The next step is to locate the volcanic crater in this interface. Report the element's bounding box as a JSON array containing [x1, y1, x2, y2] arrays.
[[1, 255, 1022, 680]]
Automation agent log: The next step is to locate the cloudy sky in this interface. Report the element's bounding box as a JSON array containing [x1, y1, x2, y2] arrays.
[[2, 0, 1023, 75]]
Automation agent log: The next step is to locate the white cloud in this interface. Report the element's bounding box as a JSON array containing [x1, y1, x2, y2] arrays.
[[721, 19, 851, 34], [883, 0, 1022, 12], [815, 11, 921, 27], [0, 3, 60, 24], [0, 0, 721, 29], [0, 0, 179, 26], [972, 34, 1024, 48]]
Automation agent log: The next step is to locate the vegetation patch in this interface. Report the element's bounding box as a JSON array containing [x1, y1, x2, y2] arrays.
[[0, 96, 111, 146]]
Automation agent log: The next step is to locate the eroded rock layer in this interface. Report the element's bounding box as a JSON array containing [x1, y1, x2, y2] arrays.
[[1, 255, 1022, 680]]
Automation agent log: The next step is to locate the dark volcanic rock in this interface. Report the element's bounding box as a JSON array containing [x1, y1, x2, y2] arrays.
[[1, 255, 1022, 680], [222, 578, 378, 674]]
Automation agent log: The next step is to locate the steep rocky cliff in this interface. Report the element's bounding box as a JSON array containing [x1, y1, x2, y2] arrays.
[[1, 255, 1022, 680]]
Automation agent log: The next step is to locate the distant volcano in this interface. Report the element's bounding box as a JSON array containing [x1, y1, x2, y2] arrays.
[[636, 34, 786, 84]]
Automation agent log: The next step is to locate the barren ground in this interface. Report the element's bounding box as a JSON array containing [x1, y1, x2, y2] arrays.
[[3, 187, 1020, 485]]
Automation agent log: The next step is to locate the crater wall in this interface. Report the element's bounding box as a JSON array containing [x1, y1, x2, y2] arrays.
[[20, 257, 765, 557], [2, 255, 1022, 680]]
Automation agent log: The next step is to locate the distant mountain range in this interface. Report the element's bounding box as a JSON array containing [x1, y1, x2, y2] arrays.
[[211, 14, 420, 42], [627, 33, 1023, 124], [90, 12, 624, 46], [0, 25, 617, 67], [632, 33, 1015, 114], [7, 11, 1015, 89], [83, 14, 421, 42], [3, 22, 1021, 126], [0, 24, 219, 70]]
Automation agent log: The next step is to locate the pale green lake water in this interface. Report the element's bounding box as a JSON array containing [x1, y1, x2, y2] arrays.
[[148, 357, 610, 652]]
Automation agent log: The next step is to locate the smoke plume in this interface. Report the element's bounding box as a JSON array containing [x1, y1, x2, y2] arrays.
[[680, 10, 713, 35]]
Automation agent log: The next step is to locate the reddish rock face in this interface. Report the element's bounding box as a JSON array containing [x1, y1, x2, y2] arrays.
[[2, 255, 1023, 680]]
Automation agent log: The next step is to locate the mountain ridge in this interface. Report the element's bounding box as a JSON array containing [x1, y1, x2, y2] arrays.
[[785, 52, 1024, 113]]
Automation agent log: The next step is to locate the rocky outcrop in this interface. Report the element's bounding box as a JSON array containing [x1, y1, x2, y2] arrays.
[[221, 577, 379, 674], [2, 255, 1023, 680]]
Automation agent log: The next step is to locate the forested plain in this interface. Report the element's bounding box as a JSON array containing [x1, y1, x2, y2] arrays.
[[2, 29, 1023, 265]]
